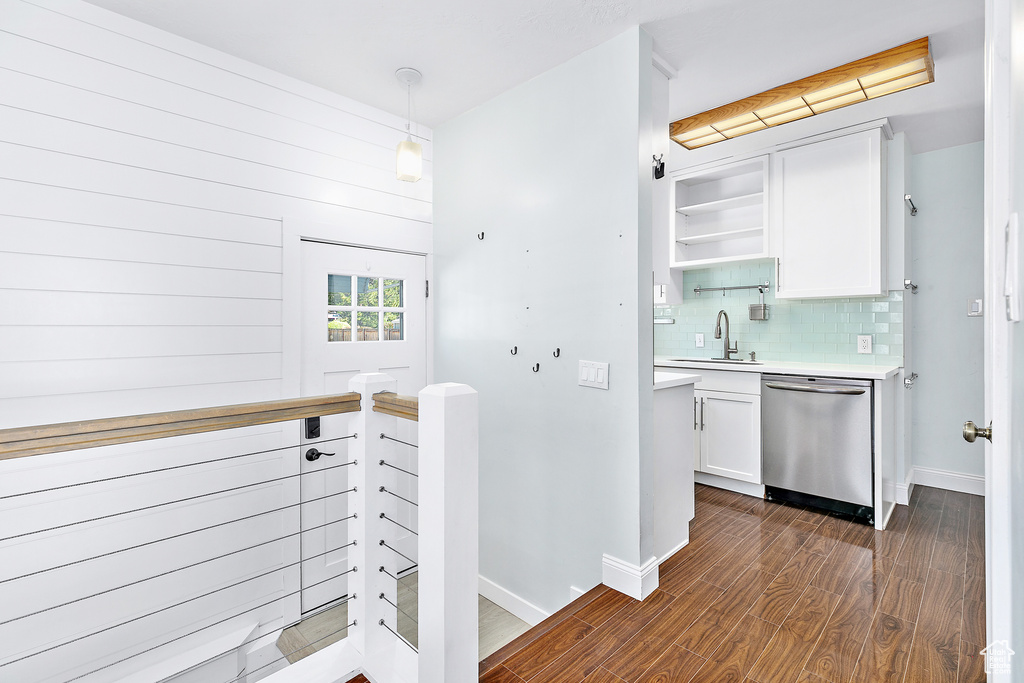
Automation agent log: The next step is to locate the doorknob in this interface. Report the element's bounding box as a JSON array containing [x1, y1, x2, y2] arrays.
[[963, 421, 993, 443], [305, 447, 336, 461]]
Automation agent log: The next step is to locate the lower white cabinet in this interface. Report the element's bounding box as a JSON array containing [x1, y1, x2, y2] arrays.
[[692, 376, 762, 484]]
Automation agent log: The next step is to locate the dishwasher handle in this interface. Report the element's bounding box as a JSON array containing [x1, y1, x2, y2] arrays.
[[764, 381, 866, 396]]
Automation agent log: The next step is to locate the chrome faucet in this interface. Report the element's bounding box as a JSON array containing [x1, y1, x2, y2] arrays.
[[714, 309, 738, 360]]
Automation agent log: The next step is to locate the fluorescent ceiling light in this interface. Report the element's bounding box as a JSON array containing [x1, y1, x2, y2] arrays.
[[670, 37, 934, 150]]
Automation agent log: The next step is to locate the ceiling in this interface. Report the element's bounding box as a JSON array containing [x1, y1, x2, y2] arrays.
[[83, 0, 985, 153]]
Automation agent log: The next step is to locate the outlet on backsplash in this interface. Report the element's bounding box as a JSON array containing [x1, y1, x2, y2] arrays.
[[653, 261, 904, 366], [857, 335, 873, 354], [695, 333, 704, 348]]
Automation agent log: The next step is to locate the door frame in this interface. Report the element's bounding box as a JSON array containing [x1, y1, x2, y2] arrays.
[[983, 0, 1014, 673], [280, 218, 433, 625]]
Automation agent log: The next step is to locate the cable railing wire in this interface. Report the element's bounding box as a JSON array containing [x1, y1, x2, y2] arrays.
[[379, 485, 417, 507], [0, 458, 357, 544], [0, 486, 355, 586], [0, 547, 360, 670], [379, 433, 417, 449], [379, 459, 417, 478], [0, 434, 358, 501], [0, 515, 357, 628], [378, 592, 418, 625], [379, 619, 418, 653], [62, 579, 357, 683], [379, 539, 416, 565], [380, 512, 417, 536]]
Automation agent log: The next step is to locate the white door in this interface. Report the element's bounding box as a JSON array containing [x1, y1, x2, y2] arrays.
[[981, 0, 1020, 676], [299, 240, 426, 613]]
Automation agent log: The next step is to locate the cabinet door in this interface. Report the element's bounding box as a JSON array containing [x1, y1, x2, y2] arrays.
[[699, 390, 761, 484], [773, 129, 886, 298]]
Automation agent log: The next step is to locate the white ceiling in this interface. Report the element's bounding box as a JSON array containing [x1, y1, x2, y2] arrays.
[[83, 0, 985, 153]]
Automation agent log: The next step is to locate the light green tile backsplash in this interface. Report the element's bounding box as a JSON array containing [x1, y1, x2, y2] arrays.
[[654, 261, 904, 366]]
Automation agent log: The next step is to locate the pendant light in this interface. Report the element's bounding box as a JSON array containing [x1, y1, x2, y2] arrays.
[[395, 67, 422, 182]]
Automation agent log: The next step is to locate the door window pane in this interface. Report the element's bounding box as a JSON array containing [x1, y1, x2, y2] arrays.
[[328, 275, 352, 306], [383, 312, 404, 341], [356, 311, 379, 341], [357, 277, 379, 307], [327, 311, 352, 342], [382, 279, 404, 308]]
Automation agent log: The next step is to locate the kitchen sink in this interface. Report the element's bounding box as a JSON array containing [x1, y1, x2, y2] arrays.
[[668, 357, 763, 365]]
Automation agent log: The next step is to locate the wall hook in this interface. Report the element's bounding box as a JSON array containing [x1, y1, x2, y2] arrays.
[[904, 194, 918, 216], [511, 346, 517, 355], [652, 154, 665, 180], [533, 363, 540, 372], [553, 348, 560, 358], [477, 232, 485, 240], [904, 279, 919, 294]]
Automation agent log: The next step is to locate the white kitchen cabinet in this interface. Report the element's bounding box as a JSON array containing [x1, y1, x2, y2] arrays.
[[670, 156, 769, 269], [691, 370, 761, 485], [694, 390, 761, 484], [772, 127, 889, 298]]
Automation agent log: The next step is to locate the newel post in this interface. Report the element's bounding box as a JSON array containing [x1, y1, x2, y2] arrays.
[[417, 383, 479, 683]]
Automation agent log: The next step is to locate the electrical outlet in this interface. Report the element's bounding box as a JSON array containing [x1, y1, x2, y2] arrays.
[[857, 335, 873, 354], [695, 333, 705, 348]]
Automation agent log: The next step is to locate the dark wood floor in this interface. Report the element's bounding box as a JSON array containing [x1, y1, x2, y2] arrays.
[[479, 484, 986, 683]]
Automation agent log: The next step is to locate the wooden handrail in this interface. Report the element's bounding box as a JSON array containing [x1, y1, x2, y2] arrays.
[[0, 393, 362, 461], [372, 392, 419, 422]]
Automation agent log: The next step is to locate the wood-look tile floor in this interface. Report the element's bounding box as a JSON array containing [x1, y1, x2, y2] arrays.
[[480, 484, 986, 683]]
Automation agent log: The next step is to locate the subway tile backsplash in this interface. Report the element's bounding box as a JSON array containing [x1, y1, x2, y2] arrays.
[[655, 261, 904, 366]]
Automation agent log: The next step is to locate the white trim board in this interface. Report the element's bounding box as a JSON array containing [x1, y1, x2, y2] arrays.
[[478, 575, 549, 627], [907, 466, 985, 497], [601, 554, 659, 602]]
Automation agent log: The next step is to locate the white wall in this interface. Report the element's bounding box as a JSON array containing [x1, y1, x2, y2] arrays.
[[910, 142, 984, 480], [433, 27, 654, 615], [0, 0, 431, 679]]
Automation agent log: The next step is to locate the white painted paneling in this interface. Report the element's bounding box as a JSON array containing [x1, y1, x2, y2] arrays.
[[0, 0, 432, 678], [0, 326, 280, 361], [0, 179, 284, 246], [0, 289, 282, 326], [0, 216, 281, 272], [0, 251, 280, 299]]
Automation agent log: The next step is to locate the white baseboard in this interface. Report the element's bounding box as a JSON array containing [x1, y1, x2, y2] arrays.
[[478, 575, 549, 626], [912, 466, 985, 496], [896, 474, 914, 506], [694, 471, 765, 499], [658, 538, 689, 567], [601, 554, 659, 601]]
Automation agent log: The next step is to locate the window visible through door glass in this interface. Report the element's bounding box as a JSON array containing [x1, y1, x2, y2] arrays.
[[328, 275, 405, 342]]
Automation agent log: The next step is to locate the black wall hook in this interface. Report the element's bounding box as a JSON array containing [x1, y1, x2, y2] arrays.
[[553, 348, 560, 358], [653, 154, 665, 180], [478, 232, 485, 240], [510, 346, 517, 355], [533, 363, 540, 372]]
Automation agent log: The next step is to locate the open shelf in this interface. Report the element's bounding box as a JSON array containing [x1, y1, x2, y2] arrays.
[[676, 192, 763, 216], [677, 227, 763, 245], [670, 156, 769, 269]]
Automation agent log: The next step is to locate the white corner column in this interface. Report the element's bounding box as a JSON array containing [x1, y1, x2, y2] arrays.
[[417, 383, 479, 683]]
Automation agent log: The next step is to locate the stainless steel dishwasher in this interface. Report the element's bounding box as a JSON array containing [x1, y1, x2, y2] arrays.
[[761, 375, 874, 524]]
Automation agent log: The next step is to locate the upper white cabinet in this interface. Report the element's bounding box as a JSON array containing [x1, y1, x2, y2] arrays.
[[669, 156, 769, 269], [772, 127, 888, 298]]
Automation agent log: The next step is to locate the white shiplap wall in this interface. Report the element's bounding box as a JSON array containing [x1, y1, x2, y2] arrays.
[[0, 0, 431, 680]]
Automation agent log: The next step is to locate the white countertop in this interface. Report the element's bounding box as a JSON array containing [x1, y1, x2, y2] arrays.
[[654, 370, 701, 390], [655, 356, 900, 380]]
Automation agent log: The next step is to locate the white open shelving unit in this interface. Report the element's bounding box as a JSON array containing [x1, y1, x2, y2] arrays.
[[670, 156, 770, 269]]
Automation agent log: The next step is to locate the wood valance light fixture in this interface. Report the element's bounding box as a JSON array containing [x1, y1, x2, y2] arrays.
[[670, 37, 934, 150]]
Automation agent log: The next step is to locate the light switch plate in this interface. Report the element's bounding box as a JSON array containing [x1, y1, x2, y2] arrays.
[[968, 299, 984, 317], [857, 335, 872, 354], [578, 360, 609, 390]]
